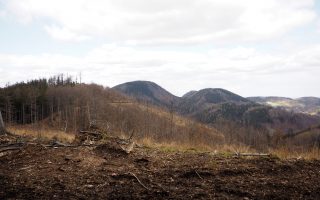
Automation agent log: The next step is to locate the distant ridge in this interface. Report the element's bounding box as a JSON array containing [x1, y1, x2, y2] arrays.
[[248, 96, 320, 116], [248, 96, 293, 103]]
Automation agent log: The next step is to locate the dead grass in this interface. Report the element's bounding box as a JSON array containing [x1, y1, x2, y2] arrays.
[[138, 137, 215, 153], [272, 147, 320, 160], [138, 138, 320, 160], [137, 137, 257, 156], [7, 125, 75, 143]]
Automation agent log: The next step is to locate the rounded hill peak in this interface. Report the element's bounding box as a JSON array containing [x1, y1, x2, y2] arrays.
[[112, 80, 178, 107]]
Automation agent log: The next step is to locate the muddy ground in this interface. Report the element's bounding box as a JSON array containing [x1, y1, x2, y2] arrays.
[[1, 135, 320, 200]]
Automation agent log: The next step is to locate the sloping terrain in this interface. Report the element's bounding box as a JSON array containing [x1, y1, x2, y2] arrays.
[[194, 103, 319, 130], [113, 81, 320, 136], [178, 90, 319, 135], [248, 97, 293, 104], [1, 134, 320, 200], [0, 80, 224, 148], [248, 96, 320, 115]]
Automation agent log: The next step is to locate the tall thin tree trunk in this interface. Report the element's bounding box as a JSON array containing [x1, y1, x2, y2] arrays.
[[58, 98, 61, 128], [30, 100, 33, 124], [50, 100, 54, 124], [22, 104, 25, 125], [0, 111, 5, 134]]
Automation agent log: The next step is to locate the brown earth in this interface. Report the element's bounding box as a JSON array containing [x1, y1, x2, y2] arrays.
[[1, 135, 320, 200]]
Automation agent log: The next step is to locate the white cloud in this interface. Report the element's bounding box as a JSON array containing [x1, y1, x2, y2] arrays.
[[0, 43, 320, 97], [2, 0, 316, 44], [44, 25, 91, 42], [0, 10, 5, 18]]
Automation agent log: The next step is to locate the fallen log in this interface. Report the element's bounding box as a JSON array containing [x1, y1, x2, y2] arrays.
[[43, 143, 97, 148], [235, 153, 270, 157], [0, 142, 97, 149], [79, 130, 102, 136], [0, 143, 25, 148], [0, 146, 22, 153]]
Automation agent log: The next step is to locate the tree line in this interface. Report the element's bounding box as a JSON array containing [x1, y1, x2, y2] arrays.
[[0, 74, 77, 125]]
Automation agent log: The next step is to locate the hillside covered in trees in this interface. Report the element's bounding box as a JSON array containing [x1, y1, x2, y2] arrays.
[[0, 75, 224, 148], [1, 76, 320, 152], [113, 81, 320, 151]]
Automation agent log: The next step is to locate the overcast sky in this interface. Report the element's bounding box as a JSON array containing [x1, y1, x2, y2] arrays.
[[0, 0, 320, 98]]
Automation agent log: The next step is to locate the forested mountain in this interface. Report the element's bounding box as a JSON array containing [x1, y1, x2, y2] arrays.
[[113, 81, 179, 108]]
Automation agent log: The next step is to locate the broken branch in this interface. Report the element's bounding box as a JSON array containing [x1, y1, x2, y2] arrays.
[[195, 170, 203, 179], [129, 172, 150, 190]]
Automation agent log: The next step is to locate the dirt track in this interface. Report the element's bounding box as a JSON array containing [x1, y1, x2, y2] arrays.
[[1, 139, 320, 199]]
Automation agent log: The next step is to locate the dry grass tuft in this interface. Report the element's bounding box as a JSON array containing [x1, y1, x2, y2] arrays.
[[7, 125, 320, 160], [7, 125, 75, 143]]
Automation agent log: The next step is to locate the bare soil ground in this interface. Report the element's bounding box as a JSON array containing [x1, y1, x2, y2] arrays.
[[1, 134, 320, 200]]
